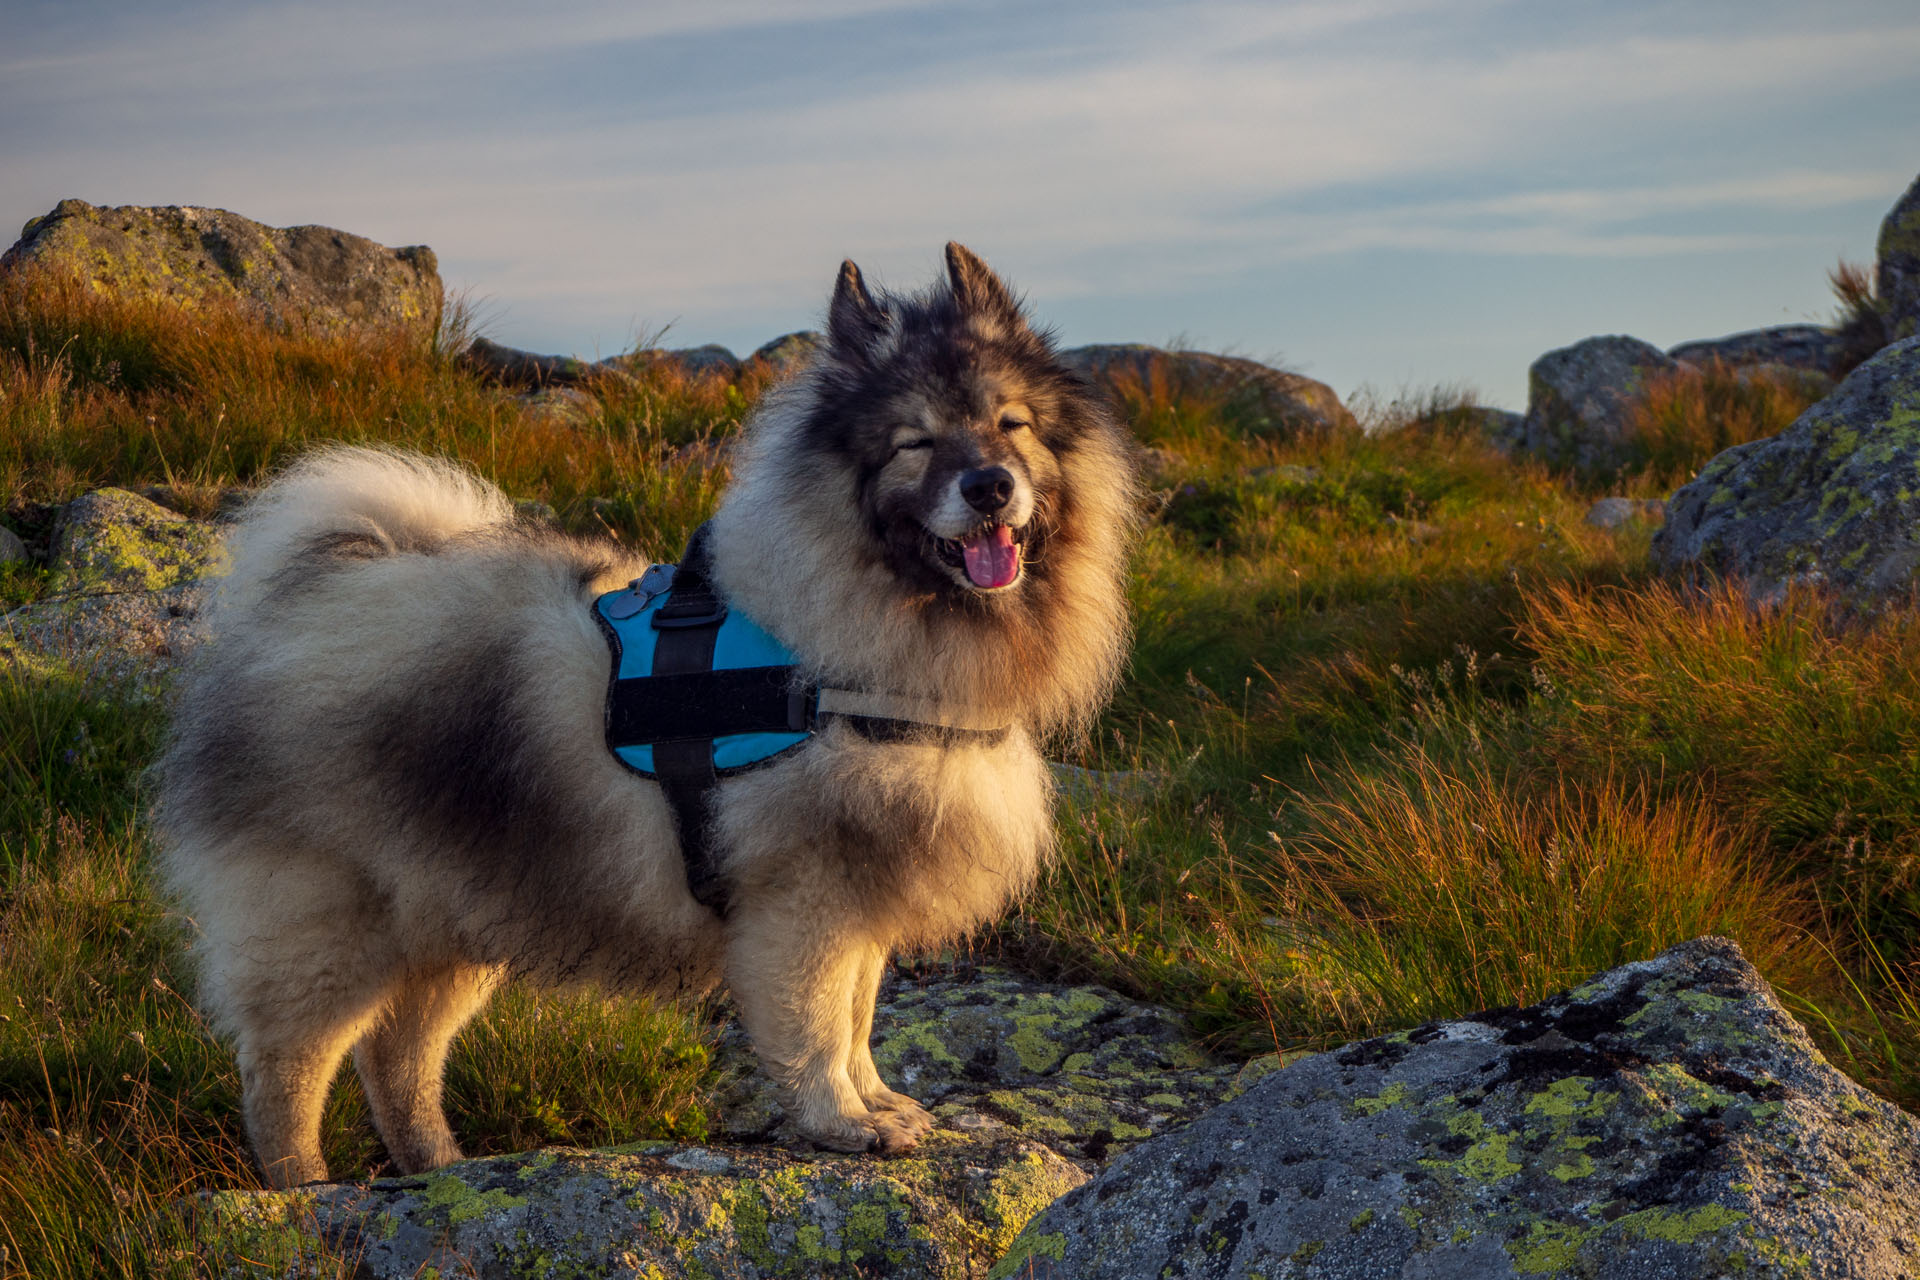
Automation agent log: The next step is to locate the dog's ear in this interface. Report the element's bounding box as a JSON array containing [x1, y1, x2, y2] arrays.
[[945, 242, 1019, 320], [828, 259, 889, 362]]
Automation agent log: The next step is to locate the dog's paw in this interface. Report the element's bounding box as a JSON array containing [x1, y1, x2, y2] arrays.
[[868, 1105, 932, 1155], [864, 1089, 936, 1135]]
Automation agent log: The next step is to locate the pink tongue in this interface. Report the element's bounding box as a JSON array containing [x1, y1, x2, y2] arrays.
[[961, 525, 1021, 588]]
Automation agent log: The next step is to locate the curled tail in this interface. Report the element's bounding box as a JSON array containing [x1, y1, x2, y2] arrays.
[[215, 446, 514, 619]]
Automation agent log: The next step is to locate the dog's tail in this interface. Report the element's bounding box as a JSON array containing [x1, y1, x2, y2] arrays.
[[215, 445, 513, 618]]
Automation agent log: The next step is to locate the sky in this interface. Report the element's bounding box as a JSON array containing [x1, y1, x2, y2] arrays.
[[4, 0, 1917, 410]]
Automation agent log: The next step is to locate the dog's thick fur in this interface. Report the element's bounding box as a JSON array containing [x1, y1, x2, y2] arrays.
[[154, 245, 1137, 1187]]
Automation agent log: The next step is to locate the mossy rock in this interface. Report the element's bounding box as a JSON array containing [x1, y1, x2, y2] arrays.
[[1058, 344, 1357, 439], [1006, 937, 1920, 1278], [1653, 335, 1920, 606], [1519, 334, 1678, 472], [198, 1130, 1084, 1279], [710, 964, 1238, 1164], [2, 489, 226, 686], [1877, 172, 1920, 343], [3, 198, 441, 339]]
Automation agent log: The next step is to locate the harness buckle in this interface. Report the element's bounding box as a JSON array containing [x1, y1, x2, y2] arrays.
[[652, 602, 729, 629]]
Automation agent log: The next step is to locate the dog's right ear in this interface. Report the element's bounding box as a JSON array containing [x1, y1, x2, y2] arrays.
[[828, 259, 888, 363]]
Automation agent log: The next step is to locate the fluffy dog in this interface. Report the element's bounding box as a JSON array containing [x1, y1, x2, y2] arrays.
[[154, 244, 1137, 1187]]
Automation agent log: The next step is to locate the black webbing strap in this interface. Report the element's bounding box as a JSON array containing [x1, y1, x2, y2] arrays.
[[647, 524, 735, 918]]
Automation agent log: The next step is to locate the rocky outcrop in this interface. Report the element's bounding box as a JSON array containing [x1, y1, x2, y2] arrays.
[[1520, 335, 1679, 471], [1877, 173, 1920, 343], [751, 330, 824, 374], [1668, 325, 1842, 376], [196, 964, 1246, 1278], [1001, 937, 1920, 1279], [197, 1132, 1083, 1280], [2, 488, 226, 685], [462, 335, 631, 389], [1653, 335, 1920, 606], [2, 199, 441, 340], [1059, 345, 1357, 438]]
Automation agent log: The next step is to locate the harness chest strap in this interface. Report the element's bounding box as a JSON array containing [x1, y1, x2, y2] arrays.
[[600, 523, 1009, 918]]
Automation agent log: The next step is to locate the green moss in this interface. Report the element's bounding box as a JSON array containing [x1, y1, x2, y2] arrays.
[[1459, 1131, 1523, 1183], [987, 1229, 1068, 1280], [1349, 1208, 1375, 1231], [1524, 1076, 1598, 1119]]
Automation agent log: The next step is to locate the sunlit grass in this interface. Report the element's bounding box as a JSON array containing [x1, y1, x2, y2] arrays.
[[2, 266, 1915, 1272]]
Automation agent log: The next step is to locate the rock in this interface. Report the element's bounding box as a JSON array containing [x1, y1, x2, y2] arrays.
[[1584, 497, 1667, 531], [614, 345, 742, 380], [1059, 345, 1357, 438], [197, 1130, 1084, 1280], [0, 525, 26, 566], [513, 386, 603, 429], [1466, 406, 1527, 454], [1002, 937, 1920, 1280], [712, 964, 1236, 1166], [1, 488, 225, 684], [1521, 335, 1680, 471], [751, 330, 824, 374], [2, 199, 440, 339], [1877, 173, 1920, 343], [49, 488, 225, 596], [465, 336, 630, 389], [1653, 335, 1920, 606], [1668, 325, 1843, 376]]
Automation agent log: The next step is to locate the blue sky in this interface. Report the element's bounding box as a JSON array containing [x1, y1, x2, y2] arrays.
[[5, 0, 1916, 408]]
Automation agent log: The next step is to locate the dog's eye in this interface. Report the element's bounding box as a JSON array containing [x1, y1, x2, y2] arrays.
[[1000, 415, 1031, 432], [895, 438, 932, 452]]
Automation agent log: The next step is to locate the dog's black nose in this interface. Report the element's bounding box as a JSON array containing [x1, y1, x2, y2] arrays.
[[960, 467, 1014, 513]]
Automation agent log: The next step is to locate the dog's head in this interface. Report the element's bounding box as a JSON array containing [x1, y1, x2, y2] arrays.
[[797, 243, 1104, 600]]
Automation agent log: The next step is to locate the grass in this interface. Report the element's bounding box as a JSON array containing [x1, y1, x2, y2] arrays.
[[2, 265, 1916, 1275]]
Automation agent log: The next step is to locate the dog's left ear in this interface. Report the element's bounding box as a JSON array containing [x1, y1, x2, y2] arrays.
[[945, 242, 1019, 320]]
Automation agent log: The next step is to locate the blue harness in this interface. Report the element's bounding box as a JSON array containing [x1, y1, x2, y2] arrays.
[[592, 524, 1004, 918]]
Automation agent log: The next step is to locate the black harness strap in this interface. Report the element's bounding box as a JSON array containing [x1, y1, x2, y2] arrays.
[[647, 525, 735, 918]]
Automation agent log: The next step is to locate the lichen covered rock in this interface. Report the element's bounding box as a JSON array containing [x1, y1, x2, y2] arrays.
[[1002, 937, 1920, 1279], [751, 330, 824, 374], [3, 199, 441, 339], [1059, 345, 1357, 439], [1520, 334, 1679, 471], [1653, 335, 1920, 605], [713, 965, 1238, 1165], [1878, 172, 1920, 343], [2, 488, 225, 683], [202, 1130, 1084, 1280]]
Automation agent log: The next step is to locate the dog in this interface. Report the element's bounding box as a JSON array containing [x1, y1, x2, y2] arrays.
[[154, 243, 1137, 1187]]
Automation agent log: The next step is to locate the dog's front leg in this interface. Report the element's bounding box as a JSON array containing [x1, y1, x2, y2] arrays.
[[845, 941, 935, 1142], [723, 913, 925, 1154]]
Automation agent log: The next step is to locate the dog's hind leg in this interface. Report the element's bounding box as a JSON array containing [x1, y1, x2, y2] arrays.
[[844, 942, 934, 1142], [354, 964, 503, 1174]]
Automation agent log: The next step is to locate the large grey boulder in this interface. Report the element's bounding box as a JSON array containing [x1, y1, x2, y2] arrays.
[[1653, 335, 1920, 606], [1000, 937, 1920, 1279], [1520, 335, 1679, 471], [1, 488, 226, 684], [1878, 173, 1920, 344], [1060, 345, 1357, 438], [1669, 324, 1842, 376], [197, 1131, 1085, 1280], [2, 199, 441, 340]]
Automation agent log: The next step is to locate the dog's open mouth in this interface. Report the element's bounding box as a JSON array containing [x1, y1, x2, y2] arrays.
[[932, 522, 1025, 590]]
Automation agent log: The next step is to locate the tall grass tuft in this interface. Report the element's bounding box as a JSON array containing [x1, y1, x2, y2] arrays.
[[1622, 359, 1824, 486]]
